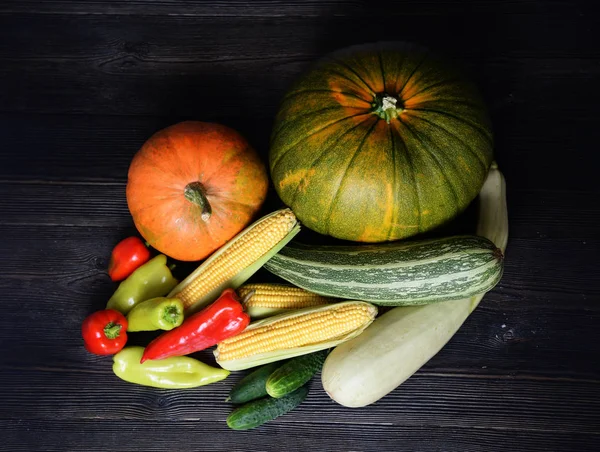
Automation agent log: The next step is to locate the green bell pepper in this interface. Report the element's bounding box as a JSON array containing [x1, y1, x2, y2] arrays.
[[126, 297, 184, 332], [106, 254, 178, 315], [113, 346, 230, 389]]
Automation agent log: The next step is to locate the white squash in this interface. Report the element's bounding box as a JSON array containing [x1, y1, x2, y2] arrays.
[[321, 163, 508, 407]]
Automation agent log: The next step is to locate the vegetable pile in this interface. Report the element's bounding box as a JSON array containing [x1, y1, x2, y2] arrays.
[[81, 41, 508, 430]]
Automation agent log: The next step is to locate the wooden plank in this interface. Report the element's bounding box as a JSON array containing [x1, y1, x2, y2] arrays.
[[0, 14, 597, 117], [2, 361, 599, 432], [0, 182, 597, 239], [0, 222, 597, 302], [0, 221, 598, 380], [3, 286, 599, 379], [3, 285, 599, 376], [0, 182, 131, 226], [1, 221, 596, 301], [1, 113, 598, 193], [1, 13, 595, 61], [2, 419, 598, 452], [0, 114, 272, 183], [0, 0, 585, 17], [1, 56, 594, 119]]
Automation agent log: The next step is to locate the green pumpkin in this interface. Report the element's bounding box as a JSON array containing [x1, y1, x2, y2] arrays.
[[269, 42, 493, 242]]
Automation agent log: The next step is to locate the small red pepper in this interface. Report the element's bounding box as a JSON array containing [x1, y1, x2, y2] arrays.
[[140, 288, 250, 363], [108, 236, 151, 282], [81, 309, 128, 355]]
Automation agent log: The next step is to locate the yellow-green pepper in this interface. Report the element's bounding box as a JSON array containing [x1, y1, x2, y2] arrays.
[[113, 346, 230, 389], [126, 297, 184, 332], [106, 254, 178, 315]]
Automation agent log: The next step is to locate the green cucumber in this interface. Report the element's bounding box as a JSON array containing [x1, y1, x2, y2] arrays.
[[264, 234, 504, 306], [226, 386, 309, 430], [227, 361, 283, 404], [266, 351, 327, 398]]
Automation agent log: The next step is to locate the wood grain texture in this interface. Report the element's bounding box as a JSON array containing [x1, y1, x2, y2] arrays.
[[2, 420, 599, 452], [2, 365, 600, 429], [1, 183, 598, 241], [0, 14, 597, 118], [0, 0, 589, 16], [1, 108, 598, 192], [0, 1, 599, 451]]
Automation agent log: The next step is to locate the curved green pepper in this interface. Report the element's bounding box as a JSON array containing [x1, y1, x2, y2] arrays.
[[126, 297, 184, 332], [113, 346, 230, 389], [106, 254, 178, 315]]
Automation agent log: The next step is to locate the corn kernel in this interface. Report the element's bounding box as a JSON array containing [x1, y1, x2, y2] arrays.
[[172, 209, 297, 311], [238, 283, 333, 310], [216, 302, 376, 362]]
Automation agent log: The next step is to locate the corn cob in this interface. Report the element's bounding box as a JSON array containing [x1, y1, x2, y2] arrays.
[[237, 283, 334, 319], [214, 301, 377, 371], [168, 209, 300, 314]]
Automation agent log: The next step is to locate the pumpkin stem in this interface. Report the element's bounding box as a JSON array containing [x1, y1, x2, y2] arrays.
[[372, 94, 403, 123], [184, 181, 212, 222]]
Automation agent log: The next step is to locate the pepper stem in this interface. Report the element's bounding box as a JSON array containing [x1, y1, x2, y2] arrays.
[[104, 322, 122, 339], [163, 305, 182, 325], [184, 182, 212, 222], [372, 94, 403, 123]]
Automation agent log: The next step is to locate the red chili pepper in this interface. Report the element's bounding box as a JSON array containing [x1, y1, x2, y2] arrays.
[[140, 288, 250, 363], [81, 309, 128, 355], [108, 236, 151, 282]]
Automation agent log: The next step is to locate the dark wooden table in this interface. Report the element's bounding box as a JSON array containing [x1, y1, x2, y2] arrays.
[[1, 1, 599, 451]]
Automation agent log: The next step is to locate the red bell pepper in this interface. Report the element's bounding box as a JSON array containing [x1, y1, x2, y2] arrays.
[[140, 288, 250, 363], [81, 309, 128, 355], [108, 236, 151, 282]]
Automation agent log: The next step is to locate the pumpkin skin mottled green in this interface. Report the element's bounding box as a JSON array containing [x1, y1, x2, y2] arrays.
[[269, 42, 493, 242]]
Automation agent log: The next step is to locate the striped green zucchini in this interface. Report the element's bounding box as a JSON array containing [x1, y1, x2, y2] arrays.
[[264, 235, 503, 306], [321, 163, 509, 407]]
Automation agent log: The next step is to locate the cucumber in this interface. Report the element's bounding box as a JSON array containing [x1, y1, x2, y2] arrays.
[[266, 351, 327, 398], [264, 233, 503, 306], [226, 386, 309, 430], [321, 163, 509, 407], [227, 361, 282, 404]]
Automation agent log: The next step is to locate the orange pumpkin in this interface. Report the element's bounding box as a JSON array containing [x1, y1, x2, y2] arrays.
[[126, 121, 269, 261]]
